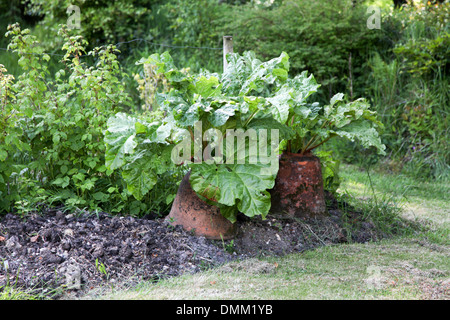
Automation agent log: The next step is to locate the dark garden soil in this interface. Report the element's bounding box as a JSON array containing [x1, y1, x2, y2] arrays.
[[0, 192, 387, 299]]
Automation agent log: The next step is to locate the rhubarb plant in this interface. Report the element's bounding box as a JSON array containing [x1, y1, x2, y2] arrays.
[[105, 50, 385, 222], [105, 51, 292, 222]]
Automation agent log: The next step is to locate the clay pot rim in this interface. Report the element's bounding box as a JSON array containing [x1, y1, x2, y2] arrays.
[[280, 151, 318, 161]]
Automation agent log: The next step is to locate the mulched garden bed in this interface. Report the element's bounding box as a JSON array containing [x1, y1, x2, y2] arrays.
[[0, 192, 384, 299]]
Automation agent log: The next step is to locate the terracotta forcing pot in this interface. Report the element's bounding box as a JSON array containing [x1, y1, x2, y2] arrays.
[[271, 153, 327, 218], [167, 172, 237, 240]]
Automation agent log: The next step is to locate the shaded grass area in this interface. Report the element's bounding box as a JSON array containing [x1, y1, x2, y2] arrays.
[[83, 239, 449, 300], [340, 164, 449, 220], [339, 164, 449, 246]]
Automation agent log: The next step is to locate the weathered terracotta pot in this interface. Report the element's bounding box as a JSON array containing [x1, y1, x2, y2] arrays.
[[167, 172, 237, 240], [270, 152, 327, 218]]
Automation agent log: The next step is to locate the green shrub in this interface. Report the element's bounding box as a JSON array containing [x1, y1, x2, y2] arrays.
[[321, 2, 449, 180], [26, 0, 154, 45], [217, 0, 385, 103], [0, 24, 180, 216], [367, 2, 449, 180]]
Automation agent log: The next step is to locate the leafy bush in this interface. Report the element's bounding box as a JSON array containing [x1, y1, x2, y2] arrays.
[[133, 61, 171, 111], [154, 0, 225, 72], [217, 0, 384, 102], [366, 2, 449, 180], [22, 0, 225, 73], [26, 0, 155, 45], [0, 24, 179, 216]]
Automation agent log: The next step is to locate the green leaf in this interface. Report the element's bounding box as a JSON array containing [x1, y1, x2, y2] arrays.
[[0, 149, 7, 162], [135, 122, 147, 134], [72, 172, 85, 182], [123, 134, 137, 153], [208, 103, 239, 127], [60, 165, 68, 175], [52, 176, 70, 188], [104, 113, 138, 170], [190, 75, 222, 98], [266, 87, 291, 123], [221, 51, 258, 95], [121, 157, 158, 201], [80, 179, 95, 191], [267, 71, 320, 124], [218, 205, 239, 223], [239, 51, 290, 96], [92, 192, 109, 202], [246, 114, 295, 140], [333, 120, 386, 155], [107, 187, 118, 193], [330, 93, 344, 106], [189, 162, 276, 222], [143, 51, 189, 85]]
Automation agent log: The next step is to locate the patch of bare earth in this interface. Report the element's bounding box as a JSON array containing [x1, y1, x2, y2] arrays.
[[0, 193, 393, 298]]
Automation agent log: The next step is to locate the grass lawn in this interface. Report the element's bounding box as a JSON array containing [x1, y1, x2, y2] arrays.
[[81, 164, 449, 300]]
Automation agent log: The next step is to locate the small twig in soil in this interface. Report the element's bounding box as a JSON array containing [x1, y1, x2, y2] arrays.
[[180, 243, 194, 252], [198, 256, 214, 263], [303, 224, 326, 246]]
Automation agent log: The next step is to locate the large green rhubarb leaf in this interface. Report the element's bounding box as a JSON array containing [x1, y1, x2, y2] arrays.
[[189, 162, 276, 223], [239, 51, 290, 96], [267, 71, 320, 124], [121, 152, 158, 201], [121, 145, 174, 200], [333, 120, 386, 155], [104, 113, 138, 170], [105, 112, 177, 200]]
